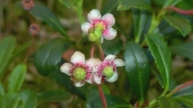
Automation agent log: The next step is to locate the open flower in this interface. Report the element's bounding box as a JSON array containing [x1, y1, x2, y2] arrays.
[[60, 51, 100, 87], [81, 9, 117, 43], [93, 55, 125, 84]]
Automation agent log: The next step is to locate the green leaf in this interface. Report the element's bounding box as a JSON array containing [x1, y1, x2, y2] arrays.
[[173, 84, 193, 97], [0, 37, 16, 79], [117, 0, 151, 11], [163, 0, 182, 8], [86, 89, 130, 108], [159, 96, 182, 108], [0, 83, 4, 96], [146, 34, 171, 93], [19, 89, 38, 108], [132, 9, 151, 43], [8, 64, 26, 93], [30, 3, 67, 37], [0, 94, 20, 108], [58, 0, 78, 8], [175, 96, 193, 107], [124, 41, 150, 103], [164, 15, 191, 36], [48, 69, 86, 100], [170, 42, 193, 60], [38, 90, 71, 103], [102, 38, 123, 55], [101, 0, 119, 14], [34, 38, 71, 76]]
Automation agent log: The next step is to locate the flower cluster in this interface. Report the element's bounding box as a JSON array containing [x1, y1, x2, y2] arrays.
[[81, 9, 117, 43], [60, 51, 124, 87]]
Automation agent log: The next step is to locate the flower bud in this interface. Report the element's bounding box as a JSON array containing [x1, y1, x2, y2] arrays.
[[88, 30, 102, 42], [29, 23, 40, 36], [22, 0, 34, 10], [102, 66, 114, 78], [73, 67, 86, 81], [95, 22, 105, 31]]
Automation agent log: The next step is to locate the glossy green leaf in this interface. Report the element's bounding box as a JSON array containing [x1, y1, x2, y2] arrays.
[[34, 38, 71, 76], [117, 0, 151, 10], [132, 9, 151, 43], [48, 69, 86, 100], [0, 37, 16, 79], [30, 3, 67, 37], [8, 64, 26, 93], [102, 38, 123, 55], [86, 89, 130, 108], [173, 84, 193, 97], [38, 89, 71, 103], [101, 0, 119, 14], [19, 89, 38, 108], [58, 0, 78, 8], [159, 96, 182, 108], [146, 34, 171, 92], [176, 96, 193, 107], [124, 41, 150, 103], [0, 94, 20, 108], [164, 15, 191, 36], [170, 42, 193, 60]]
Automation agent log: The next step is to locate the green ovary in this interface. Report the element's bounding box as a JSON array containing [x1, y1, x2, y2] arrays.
[[102, 66, 114, 78], [73, 67, 86, 81]]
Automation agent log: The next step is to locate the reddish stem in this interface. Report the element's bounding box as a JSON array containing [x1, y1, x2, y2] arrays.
[[167, 80, 193, 97], [23, 36, 35, 62], [98, 84, 108, 108], [90, 44, 95, 58], [98, 45, 105, 60], [165, 6, 193, 15]]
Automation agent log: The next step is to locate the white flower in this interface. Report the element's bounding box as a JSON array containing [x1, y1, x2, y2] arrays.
[[60, 51, 99, 87], [81, 9, 117, 42], [93, 55, 125, 84]]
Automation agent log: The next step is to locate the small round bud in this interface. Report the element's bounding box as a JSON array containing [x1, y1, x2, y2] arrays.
[[88, 27, 95, 34], [29, 23, 40, 36], [102, 66, 114, 78], [22, 0, 34, 10], [73, 68, 86, 81]]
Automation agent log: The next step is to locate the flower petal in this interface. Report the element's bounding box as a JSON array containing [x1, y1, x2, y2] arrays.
[[87, 9, 101, 23], [102, 13, 115, 27], [105, 72, 118, 82], [104, 55, 116, 61], [103, 28, 117, 40], [100, 37, 104, 43], [60, 63, 72, 76], [86, 73, 93, 84], [86, 58, 101, 71], [114, 59, 125, 67], [81, 22, 92, 34], [74, 81, 85, 87], [71, 51, 85, 64], [93, 73, 102, 84]]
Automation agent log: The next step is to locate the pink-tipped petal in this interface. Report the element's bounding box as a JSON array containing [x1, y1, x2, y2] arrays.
[[93, 74, 102, 84], [71, 51, 85, 64], [105, 72, 118, 82], [114, 59, 125, 67], [81, 22, 92, 34], [86, 74, 93, 84], [86, 58, 101, 71], [102, 13, 115, 27], [60, 63, 72, 76], [103, 28, 117, 40], [87, 9, 101, 23], [104, 55, 116, 61], [74, 81, 85, 87]]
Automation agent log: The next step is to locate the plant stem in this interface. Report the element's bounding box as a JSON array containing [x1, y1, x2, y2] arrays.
[[165, 6, 193, 15], [74, 0, 84, 24], [98, 45, 105, 60], [90, 44, 95, 58], [98, 84, 107, 108], [148, 99, 158, 108], [166, 80, 193, 97]]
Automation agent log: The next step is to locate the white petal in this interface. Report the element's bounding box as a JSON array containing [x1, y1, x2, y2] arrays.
[[87, 9, 101, 23], [71, 51, 85, 64], [93, 74, 102, 84], [114, 59, 125, 67], [74, 81, 85, 87], [60, 63, 72, 76], [104, 55, 116, 61], [102, 13, 115, 27], [85, 58, 101, 70], [100, 37, 104, 43], [92, 62, 102, 73], [105, 72, 118, 82], [81, 22, 92, 34], [103, 28, 117, 40], [86, 74, 93, 84]]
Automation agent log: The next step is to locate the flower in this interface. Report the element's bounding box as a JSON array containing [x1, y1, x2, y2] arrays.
[[60, 51, 100, 87], [81, 9, 117, 43], [93, 55, 125, 84]]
